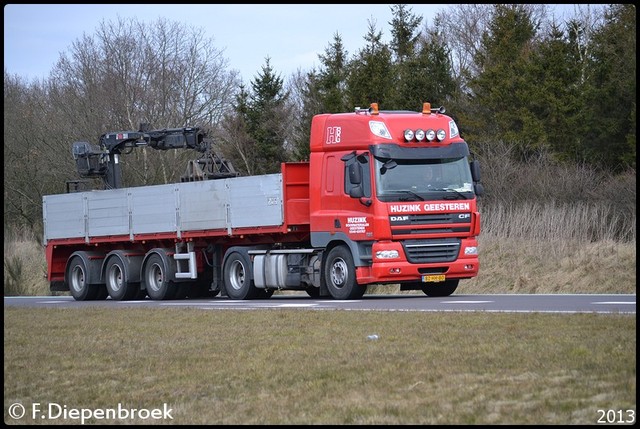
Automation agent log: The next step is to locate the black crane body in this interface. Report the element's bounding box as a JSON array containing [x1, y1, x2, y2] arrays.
[[71, 125, 237, 190]]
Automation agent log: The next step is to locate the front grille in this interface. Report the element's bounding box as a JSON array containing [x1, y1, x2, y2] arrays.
[[402, 239, 461, 263], [389, 213, 471, 237]]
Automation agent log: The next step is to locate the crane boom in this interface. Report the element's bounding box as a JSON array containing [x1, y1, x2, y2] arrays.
[[71, 125, 237, 190]]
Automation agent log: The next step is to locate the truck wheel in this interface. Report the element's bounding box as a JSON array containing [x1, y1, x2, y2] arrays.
[[323, 246, 366, 300], [143, 253, 178, 300], [68, 256, 99, 301], [421, 280, 459, 297], [105, 257, 138, 301], [223, 251, 257, 300]]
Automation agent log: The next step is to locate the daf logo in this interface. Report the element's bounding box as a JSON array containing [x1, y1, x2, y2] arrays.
[[390, 216, 409, 221], [458, 214, 470, 219]]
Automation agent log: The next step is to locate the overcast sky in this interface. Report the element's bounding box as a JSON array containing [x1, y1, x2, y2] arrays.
[[4, 4, 582, 84]]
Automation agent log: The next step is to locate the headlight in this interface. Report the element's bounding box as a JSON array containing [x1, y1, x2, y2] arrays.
[[376, 250, 399, 259], [403, 129, 415, 141], [464, 246, 478, 255], [436, 129, 446, 141], [425, 129, 436, 141]]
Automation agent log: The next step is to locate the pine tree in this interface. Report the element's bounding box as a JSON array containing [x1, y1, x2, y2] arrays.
[[389, 4, 422, 65], [346, 19, 394, 109], [317, 32, 350, 113], [579, 4, 636, 171], [466, 4, 541, 156], [529, 21, 583, 163], [393, 27, 456, 111], [247, 57, 291, 174]]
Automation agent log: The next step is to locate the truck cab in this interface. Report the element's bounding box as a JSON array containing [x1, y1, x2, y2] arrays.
[[308, 103, 483, 298]]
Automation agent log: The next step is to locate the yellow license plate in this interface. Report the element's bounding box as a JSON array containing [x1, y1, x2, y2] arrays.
[[422, 275, 446, 283]]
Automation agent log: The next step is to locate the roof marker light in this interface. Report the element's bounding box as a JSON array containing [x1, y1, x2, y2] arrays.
[[422, 102, 431, 114]]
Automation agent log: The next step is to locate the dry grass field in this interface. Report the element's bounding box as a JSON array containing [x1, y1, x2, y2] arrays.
[[4, 308, 636, 425]]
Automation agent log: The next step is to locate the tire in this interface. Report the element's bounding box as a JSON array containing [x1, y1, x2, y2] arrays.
[[105, 257, 139, 301], [323, 246, 366, 300], [143, 253, 178, 300], [223, 251, 258, 300], [67, 256, 99, 301], [421, 279, 459, 297]]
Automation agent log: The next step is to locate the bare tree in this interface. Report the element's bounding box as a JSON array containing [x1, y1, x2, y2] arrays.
[[4, 72, 75, 232], [44, 16, 240, 187]]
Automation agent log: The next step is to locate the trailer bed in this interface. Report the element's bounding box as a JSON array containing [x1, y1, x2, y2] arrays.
[[43, 173, 292, 244]]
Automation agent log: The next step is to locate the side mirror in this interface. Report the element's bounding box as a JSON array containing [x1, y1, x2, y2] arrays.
[[474, 183, 485, 197], [470, 160, 481, 182], [349, 185, 364, 198], [348, 163, 362, 185]]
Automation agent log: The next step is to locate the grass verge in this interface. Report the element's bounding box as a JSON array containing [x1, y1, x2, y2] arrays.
[[4, 307, 636, 425]]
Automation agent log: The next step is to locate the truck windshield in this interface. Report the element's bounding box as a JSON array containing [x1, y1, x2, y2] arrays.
[[374, 157, 474, 202]]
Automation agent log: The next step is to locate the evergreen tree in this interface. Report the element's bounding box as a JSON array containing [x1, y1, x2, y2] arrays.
[[387, 4, 422, 109], [466, 4, 542, 156], [394, 27, 456, 111], [247, 57, 291, 174], [529, 21, 583, 163], [389, 4, 422, 65], [346, 19, 394, 109], [579, 4, 636, 171], [218, 84, 258, 175], [317, 32, 350, 113]]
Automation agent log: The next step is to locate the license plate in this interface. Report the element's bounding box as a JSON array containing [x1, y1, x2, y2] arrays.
[[422, 274, 445, 283]]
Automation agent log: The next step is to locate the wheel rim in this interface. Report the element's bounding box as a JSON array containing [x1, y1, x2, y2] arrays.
[[330, 258, 347, 289], [147, 262, 163, 293], [107, 264, 123, 292], [228, 260, 245, 291], [70, 264, 86, 293]]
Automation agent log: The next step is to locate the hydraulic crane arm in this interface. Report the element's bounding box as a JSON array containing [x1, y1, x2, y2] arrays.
[[71, 125, 237, 190]]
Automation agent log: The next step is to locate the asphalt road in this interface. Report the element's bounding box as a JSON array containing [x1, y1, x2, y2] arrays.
[[4, 294, 635, 314]]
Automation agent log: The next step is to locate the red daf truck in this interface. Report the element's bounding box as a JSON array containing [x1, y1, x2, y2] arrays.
[[43, 102, 483, 301]]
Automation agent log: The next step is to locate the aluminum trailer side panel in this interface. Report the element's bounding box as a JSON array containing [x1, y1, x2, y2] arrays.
[[229, 175, 283, 228], [87, 188, 129, 237], [43, 174, 284, 244], [42, 192, 86, 241]]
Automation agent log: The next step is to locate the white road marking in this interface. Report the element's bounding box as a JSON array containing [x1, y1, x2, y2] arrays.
[[592, 301, 635, 305]]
